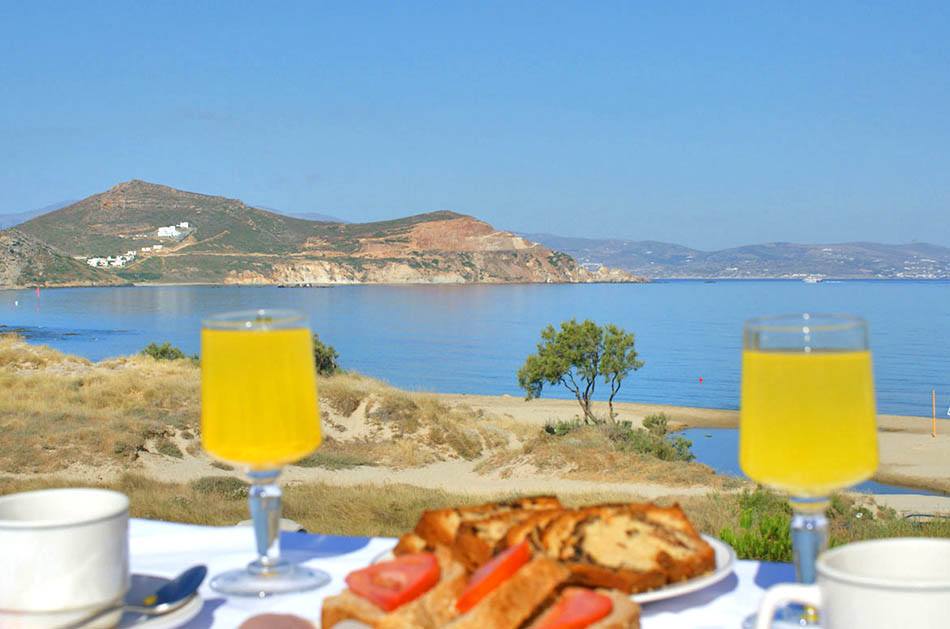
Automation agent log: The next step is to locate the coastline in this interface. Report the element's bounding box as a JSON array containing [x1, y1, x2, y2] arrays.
[[3, 276, 950, 291], [0, 330, 945, 517], [438, 393, 950, 497]]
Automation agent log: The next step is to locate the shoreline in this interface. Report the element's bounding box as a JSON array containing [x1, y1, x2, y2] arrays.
[[3, 277, 950, 291], [439, 393, 950, 497], [0, 327, 944, 514]]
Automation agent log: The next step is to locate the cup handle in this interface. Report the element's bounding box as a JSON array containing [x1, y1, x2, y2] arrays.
[[754, 584, 822, 629]]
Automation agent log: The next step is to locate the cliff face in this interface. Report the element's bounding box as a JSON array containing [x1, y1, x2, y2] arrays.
[[14, 181, 645, 286], [0, 229, 124, 288]]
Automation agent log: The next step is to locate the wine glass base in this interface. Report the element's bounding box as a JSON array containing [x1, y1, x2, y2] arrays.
[[210, 563, 330, 597], [742, 604, 819, 628]]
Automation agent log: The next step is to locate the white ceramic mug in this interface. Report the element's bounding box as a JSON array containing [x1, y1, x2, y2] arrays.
[[756, 537, 950, 629], [0, 488, 130, 628]]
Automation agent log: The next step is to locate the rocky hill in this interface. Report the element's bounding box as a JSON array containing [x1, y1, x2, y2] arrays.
[[15, 181, 641, 286], [0, 229, 125, 288], [525, 233, 950, 280]]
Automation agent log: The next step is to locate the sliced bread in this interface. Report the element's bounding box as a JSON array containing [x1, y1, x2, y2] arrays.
[[538, 503, 715, 593], [395, 496, 562, 555], [446, 557, 570, 629]]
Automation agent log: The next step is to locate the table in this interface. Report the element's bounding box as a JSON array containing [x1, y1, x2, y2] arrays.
[[130, 518, 794, 628]]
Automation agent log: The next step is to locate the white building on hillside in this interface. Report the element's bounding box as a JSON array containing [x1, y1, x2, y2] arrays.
[[156, 221, 193, 239]]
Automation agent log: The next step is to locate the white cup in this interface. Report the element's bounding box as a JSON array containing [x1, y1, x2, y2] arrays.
[[0, 488, 130, 628], [756, 537, 950, 629]]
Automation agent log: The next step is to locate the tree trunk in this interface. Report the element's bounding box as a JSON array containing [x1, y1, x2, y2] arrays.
[[607, 377, 621, 423], [565, 373, 599, 424], [583, 399, 597, 424]]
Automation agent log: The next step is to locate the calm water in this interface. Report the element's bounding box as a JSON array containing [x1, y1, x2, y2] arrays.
[[1, 280, 948, 417], [680, 428, 942, 496]]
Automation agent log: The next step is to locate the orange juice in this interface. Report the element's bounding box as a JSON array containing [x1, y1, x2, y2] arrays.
[[740, 350, 878, 496], [201, 327, 321, 468]]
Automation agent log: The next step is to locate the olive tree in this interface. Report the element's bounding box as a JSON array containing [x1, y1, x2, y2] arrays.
[[517, 319, 644, 423]]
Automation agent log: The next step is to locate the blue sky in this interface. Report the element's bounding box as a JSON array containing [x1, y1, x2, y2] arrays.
[[1, 1, 948, 249]]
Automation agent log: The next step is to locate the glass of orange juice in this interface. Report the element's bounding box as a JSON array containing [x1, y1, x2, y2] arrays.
[[741, 313, 878, 625], [201, 309, 329, 596]]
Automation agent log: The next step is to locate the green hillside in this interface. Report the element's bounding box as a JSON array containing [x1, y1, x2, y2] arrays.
[[18, 181, 466, 259], [0, 229, 124, 287], [18, 180, 318, 256], [12, 180, 633, 285]]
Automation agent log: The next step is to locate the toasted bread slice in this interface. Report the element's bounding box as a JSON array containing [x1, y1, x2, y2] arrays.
[[395, 496, 562, 555], [588, 589, 641, 629], [321, 589, 385, 628], [321, 549, 467, 629], [524, 588, 640, 629], [539, 504, 715, 593], [376, 560, 467, 629], [392, 532, 428, 555], [446, 557, 570, 629]]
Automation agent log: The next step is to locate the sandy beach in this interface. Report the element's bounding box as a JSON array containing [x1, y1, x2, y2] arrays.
[[436, 393, 950, 511], [110, 389, 950, 517]]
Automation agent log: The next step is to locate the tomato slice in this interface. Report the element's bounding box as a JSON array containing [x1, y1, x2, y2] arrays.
[[346, 553, 440, 612], [455, 540, 532, 613], [532, 588, 614, 629]]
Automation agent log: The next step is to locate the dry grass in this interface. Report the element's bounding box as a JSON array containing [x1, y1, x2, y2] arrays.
[[0, 473, 686, 536], [477, 423, 744, 488], [0, 335, 744, 491], [295, 443, 377, 470], [318, 372, 379, 418], [0, 473, 486, 536], [3, 475, 944, 555], [0, 335, 199, 473], [315, 374, 522, 468], [0, 334, 90, 370]]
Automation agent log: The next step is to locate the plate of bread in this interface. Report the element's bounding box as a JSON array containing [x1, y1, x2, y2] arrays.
[[322, 496, 735, 628]]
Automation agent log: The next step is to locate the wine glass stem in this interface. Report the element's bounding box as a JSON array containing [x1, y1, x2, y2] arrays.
[[790, 498, 829, 625], [248, 469, 286, 574]]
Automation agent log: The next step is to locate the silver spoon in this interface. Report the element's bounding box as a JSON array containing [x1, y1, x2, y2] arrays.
[[61, 565, 207, 629]]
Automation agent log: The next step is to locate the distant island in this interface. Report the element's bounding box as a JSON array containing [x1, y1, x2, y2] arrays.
[[4, 181, 947, 288], [524, 233, 950, 280], [0, 180, 640, 288]]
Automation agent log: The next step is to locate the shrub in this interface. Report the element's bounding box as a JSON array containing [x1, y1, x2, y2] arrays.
[[539, 416, 694, 462], [141, 342, 196, 362], [296, 451, 375, 470], [210, 461, 234, 471], [320, 384, 365, 417], [313, 334, 340, 376], [190, 476, 249, 499], [427, 422, 484, 460], [543, 418, 583, 436], [642, 413, 669, 436], [604, 420, 695, 462], [155, 438, 183, 459], [719, 489, 793, 561], [368, 394, 421, 433]]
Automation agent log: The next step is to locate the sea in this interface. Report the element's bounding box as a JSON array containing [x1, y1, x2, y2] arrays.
[[2, 280, 948, 493]]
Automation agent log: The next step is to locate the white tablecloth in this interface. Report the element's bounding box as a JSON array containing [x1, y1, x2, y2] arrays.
[[130, 518, 792, 629]]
